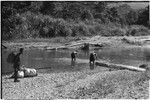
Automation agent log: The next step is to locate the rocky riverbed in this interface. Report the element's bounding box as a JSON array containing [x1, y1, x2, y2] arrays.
[[2, 64, 149, 99]]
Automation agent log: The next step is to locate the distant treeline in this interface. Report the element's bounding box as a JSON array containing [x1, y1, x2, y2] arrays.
[[2, 1, 150, 40]]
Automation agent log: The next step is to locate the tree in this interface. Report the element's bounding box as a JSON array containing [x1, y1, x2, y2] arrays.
[[126, 10, 138, 25], [108, 7, 120, 22], [1, 1, 31, 40], [137, 6, 149, 26], [94, 1, 107, 13], [30, 1, 43, 13], [53, 2, 93, 20], [40, 1, 55, 15]]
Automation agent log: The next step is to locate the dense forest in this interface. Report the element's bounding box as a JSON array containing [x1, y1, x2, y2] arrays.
[[1, 1, 150, 40]]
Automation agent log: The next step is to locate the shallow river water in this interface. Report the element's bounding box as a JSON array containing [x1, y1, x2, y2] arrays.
[[2, 46, 150, 75]]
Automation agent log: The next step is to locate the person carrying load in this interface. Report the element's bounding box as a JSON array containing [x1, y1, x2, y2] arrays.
[[7, 48, 24, 82]]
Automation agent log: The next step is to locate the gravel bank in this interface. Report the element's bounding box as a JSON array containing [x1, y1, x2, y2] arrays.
[[2, 64, 149, 99]]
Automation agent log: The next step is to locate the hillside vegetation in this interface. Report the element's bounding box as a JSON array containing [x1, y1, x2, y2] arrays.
[[2, 1, 150, 40]]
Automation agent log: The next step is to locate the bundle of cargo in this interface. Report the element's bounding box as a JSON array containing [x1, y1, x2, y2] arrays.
[[11, 66, 38, 78], [23, 67, 37, 77]]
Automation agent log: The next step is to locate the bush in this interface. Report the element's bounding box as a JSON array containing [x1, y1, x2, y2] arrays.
[[2, 11, 150, 40], [93, 24, 111, 36], [92, 23, 127, 36], [71, 22, 90, 36], [2, 15, 22, 40], [88, 26, 97, 35], [127, 25, 150, 36], [54, 19, 72, 37], [110, 28, 126, 36]]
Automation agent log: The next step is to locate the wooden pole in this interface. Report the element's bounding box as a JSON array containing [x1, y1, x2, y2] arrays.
[[95, 61, 146, 72]]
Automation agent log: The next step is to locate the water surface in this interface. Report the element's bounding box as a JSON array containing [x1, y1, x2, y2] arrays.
[[2, 46, 150, 75]]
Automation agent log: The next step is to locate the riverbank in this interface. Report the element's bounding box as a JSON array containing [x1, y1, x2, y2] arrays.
[[2, 36, 150, 51], [2, 62, 149, 99]]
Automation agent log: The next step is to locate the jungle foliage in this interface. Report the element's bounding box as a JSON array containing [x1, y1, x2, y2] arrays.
[[1, 1, 150, 40]]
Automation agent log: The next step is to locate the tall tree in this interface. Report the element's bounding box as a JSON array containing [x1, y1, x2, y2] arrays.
[[137, 6, 149, 26], [126, 10, 138, 25], [40, 1, 55, 15]]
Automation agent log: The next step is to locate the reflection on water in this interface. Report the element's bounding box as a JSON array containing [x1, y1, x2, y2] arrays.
[[143, 48, 150, 61], [2, 46, 150, 74], [89, 63, 94, 70], [71, 60, 76, 67]]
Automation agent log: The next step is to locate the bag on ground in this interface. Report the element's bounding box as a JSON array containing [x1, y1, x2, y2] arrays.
[[17, 71, 24, 78], [24, 68, 37, 77], [11, 71, 24, 78]]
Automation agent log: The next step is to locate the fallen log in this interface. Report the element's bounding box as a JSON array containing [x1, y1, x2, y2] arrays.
[[46, 42, 104, 50], [95, 61, 146, 72], [66, 42, 103, 47], [46, 46, 68, 50], [68, 42, 87, 47], [46, 42, 86, 50], [67, 42, 104, 49]]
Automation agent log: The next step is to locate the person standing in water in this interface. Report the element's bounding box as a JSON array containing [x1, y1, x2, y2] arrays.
[[13, 48, 24, 82], [71, 51, 78, 61], [89, 52, 97, 69]]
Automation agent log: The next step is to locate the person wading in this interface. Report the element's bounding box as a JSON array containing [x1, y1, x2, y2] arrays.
[[13, 48, 24, 82], [89, 52, 97, 69], [71, 51, 77, 61]]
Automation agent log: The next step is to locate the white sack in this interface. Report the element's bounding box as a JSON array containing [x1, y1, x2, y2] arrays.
[[17, 71, 24, 78], [24, 68, 37, 77]]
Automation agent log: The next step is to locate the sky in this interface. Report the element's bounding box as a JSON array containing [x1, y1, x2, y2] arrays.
[[108, 1, 149, 9], [127, 2, 149, 9]]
